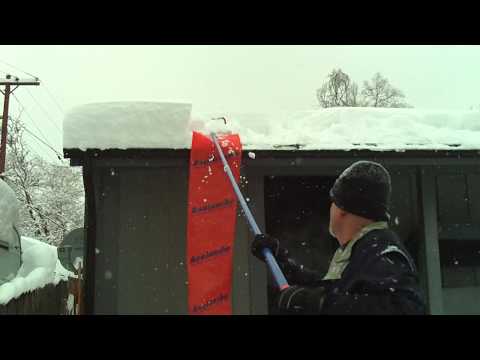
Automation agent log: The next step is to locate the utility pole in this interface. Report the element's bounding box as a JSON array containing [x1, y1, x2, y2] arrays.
[[0, 74, 40, 177]]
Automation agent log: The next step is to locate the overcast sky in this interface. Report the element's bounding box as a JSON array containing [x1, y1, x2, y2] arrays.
[[1, 45, 479, 162]]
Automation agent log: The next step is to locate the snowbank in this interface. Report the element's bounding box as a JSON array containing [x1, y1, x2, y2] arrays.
[[0, 180, 20, 247], [63, 103, 480, 151], [0, 237, 74, 305]]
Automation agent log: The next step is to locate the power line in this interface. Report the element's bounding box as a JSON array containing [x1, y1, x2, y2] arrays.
[[23, 87, 62, 134], [5, 113, 62, 163], [42, 82, 65, 115], [0, 58, 64, 121], [11, 93, 56, 148], [0, 58, 38, 80], [24, 132, 63, 164], [9, 96, 63, 162], [16, 133, 48, 162], [21, 125, 63, 161], [0, 59, 63, 136], [0, 60, 63, 163]]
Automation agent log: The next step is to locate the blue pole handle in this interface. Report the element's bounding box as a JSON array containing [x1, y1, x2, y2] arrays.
[[210, 132, 290, 290], [263, 248, 290, 290]]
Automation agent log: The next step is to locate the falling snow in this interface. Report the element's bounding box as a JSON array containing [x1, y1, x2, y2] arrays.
[[104, 270, 113, 280]]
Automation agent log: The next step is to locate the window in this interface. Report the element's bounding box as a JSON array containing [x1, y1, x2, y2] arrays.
[[440, 238, 480, 288], [264, 175, 338, 314]]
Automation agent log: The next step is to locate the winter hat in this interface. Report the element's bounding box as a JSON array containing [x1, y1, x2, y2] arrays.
[[329, 161, 391, 221]]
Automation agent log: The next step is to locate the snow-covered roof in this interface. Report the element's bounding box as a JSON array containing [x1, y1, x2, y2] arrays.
[[0, 237, 73, 305], [63, 102, 480, 152]]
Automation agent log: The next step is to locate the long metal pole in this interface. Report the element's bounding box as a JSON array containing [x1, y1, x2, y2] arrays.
[[211, 133, 289, 290]]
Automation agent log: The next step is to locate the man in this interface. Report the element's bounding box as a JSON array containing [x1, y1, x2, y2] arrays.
[[251, 161, 426, 315]]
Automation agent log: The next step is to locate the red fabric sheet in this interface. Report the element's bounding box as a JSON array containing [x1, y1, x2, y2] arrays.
[[186, 132, 242, 314]]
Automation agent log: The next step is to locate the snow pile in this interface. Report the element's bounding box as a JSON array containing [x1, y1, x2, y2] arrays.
[[64, 102, 192, 150], [0, 237, 74, 305], [64, 103, 480, 151], [0, 180, 20, 247]]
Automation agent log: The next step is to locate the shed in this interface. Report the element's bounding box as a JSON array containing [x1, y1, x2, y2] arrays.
[[64, 103, 480, 315]]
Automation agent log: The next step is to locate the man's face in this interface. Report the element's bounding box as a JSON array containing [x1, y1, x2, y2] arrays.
[[329, 202, 341, 238]]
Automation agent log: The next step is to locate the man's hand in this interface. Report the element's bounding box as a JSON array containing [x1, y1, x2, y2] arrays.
[[251, 234, 285, 261], [276, 285, 328, 314]]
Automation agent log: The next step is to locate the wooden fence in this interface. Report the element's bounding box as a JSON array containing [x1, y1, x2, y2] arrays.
[[0, 268, 84, 315], [0, 280, 70, 314]]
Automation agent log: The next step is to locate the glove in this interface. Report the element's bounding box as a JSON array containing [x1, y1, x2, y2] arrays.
[[276, 285, 327, 314], [251, 234, 288, 262]]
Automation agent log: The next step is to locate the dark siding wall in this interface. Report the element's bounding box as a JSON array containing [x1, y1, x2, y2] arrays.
[[232, 183, 254, 314], [93, 166, 189, 314], [433, 167, 480, 314], [94, 167, 120, 314], [91, 161, 256, 314], [468, 174, 480, 225], [80, 151, 480, 315], [115, 168, 186, 314], [388, 169, 419, 249], [243, 169, 268, 314], [437, 174, 469, 224], [436, 170, 480, 227]]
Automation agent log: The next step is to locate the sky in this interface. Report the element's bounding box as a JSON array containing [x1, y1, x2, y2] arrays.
[[0, 45, 479, 162]]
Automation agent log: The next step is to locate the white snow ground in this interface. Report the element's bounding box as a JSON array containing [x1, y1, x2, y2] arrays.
[[0, 237, 74, 306], [63, 102, 480, 151]]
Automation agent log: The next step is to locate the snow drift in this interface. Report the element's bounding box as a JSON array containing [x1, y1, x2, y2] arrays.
[[0, 237, 74, 305]]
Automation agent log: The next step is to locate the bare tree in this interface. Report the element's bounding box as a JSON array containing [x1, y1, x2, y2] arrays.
[[316, 69, 359, 107], [361, 72, 411, 108], [4, 114, 84, 245], [4, 114, 48, 238]]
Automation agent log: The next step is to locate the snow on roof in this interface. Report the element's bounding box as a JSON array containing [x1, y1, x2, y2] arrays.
[[64, 102, 192, 151], [63, 103, 480, 152], [0, 237, 73, 305]]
